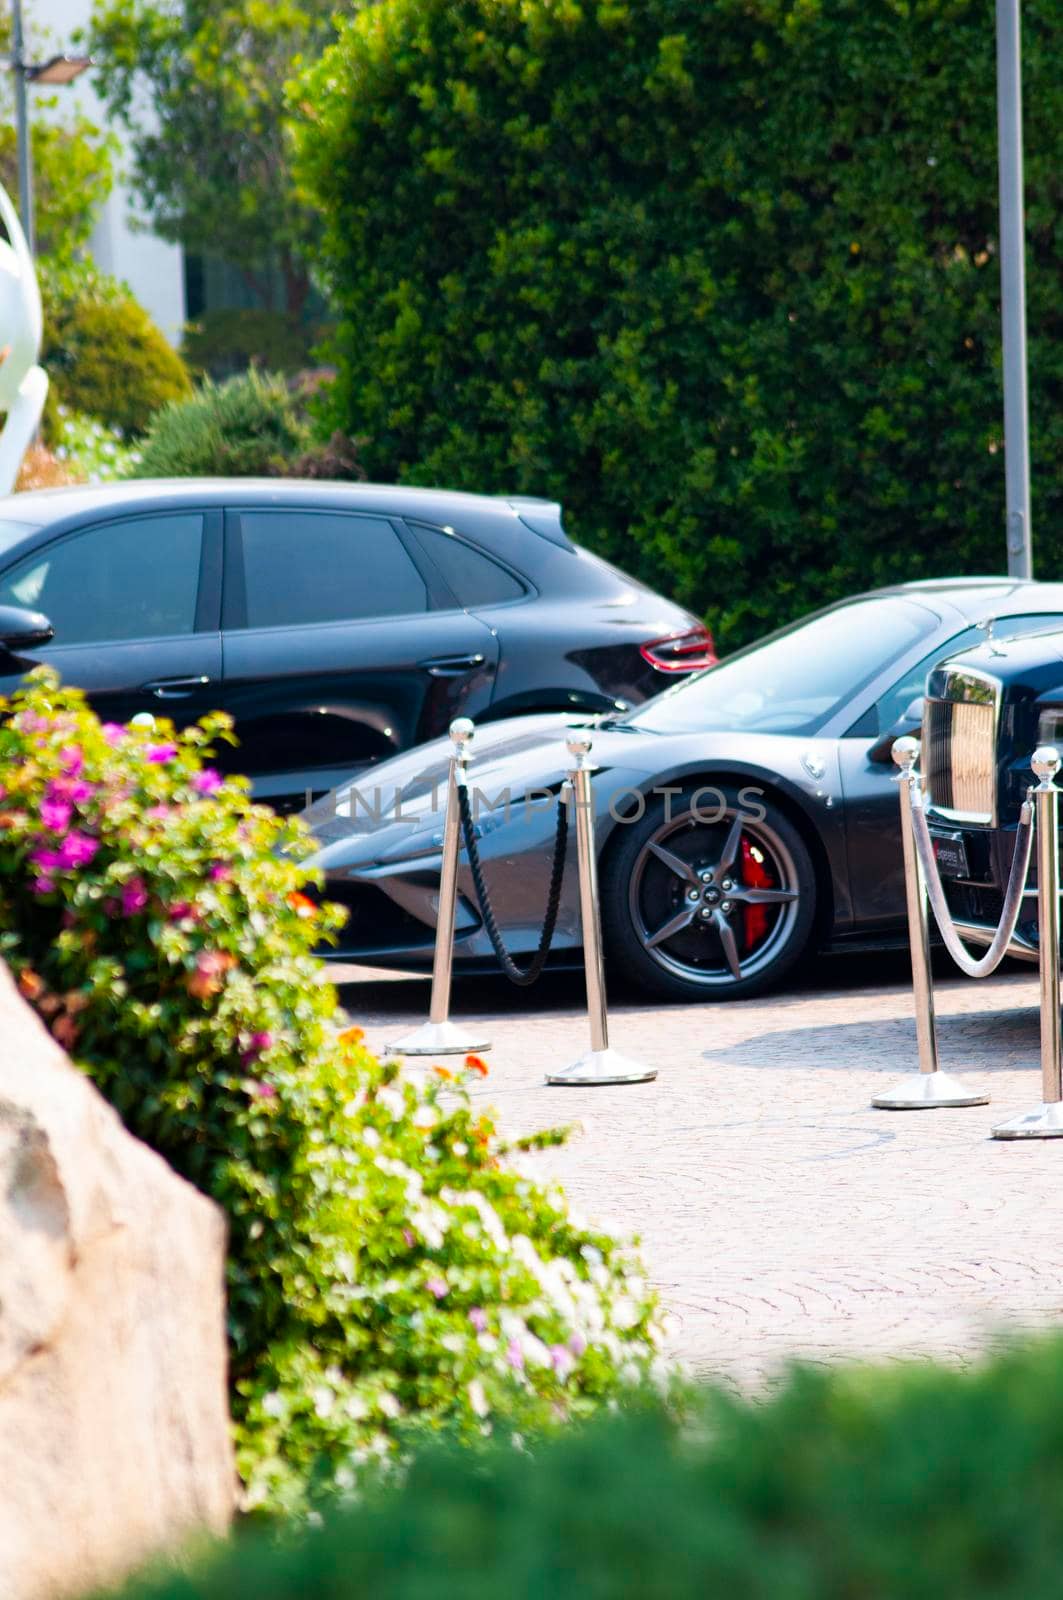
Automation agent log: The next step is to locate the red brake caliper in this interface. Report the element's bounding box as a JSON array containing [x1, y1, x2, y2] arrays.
[[741, 837, 772, 952]]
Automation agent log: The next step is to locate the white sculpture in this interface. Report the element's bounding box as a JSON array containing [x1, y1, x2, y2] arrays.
[[0, 181, 48, 497]]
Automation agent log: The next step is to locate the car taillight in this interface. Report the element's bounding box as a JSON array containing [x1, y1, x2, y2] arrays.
[[639, 625, 717, 674]]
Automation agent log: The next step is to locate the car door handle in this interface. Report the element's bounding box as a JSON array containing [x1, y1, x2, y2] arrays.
[[141, 675, 213, 699], [418, 653, 487, 678]]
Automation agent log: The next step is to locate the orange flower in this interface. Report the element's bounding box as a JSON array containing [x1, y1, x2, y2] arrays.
[[16, 968, 43, 1001], [186, 949, 237, 1000], [433, 1065, 455, 1081], [464, 1054, 489, 1078], [338, 1024, 366, 1047], [288, 891, 317, 918]]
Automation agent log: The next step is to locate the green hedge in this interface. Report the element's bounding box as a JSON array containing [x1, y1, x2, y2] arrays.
[[41, 263, 191, 438], [292, 0, 1063, 650], [110, 1337, 1063, 1597]]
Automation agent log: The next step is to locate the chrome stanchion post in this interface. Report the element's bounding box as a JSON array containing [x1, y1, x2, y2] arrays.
[[545, 734, 655, 1086], [872, 735, 988, 1109], [993, 745, 1063, 1137], [387, 718, 491, 1057]]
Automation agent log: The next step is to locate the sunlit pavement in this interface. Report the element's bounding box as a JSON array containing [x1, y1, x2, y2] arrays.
[[333, 953, 1062, 1388]]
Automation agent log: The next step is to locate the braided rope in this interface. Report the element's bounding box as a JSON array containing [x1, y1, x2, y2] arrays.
[[457, 783, 569, 986]]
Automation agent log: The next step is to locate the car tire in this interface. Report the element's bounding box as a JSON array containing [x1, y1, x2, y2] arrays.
[[601, 783, 817, 1002]]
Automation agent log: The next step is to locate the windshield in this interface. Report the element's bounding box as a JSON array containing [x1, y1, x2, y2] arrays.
[[627, 596, 938, 736]]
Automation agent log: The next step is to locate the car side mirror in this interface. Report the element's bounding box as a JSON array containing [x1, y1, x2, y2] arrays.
[[0, 604, 54, 653], [868, 696, 923, 764]]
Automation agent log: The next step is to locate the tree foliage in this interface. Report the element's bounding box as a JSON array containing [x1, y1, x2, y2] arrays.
[[88, 0, 337, 316], [292, 0, 1063, 649], [0, 9, 115, 259]]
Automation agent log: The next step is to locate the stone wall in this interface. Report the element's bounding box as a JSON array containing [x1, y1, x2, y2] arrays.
[[0, 963, 235, 1600]]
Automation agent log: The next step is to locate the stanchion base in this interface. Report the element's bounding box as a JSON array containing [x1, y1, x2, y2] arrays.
[[545, 1048, 656, 1086], [991, 1101, 1063, 1139], [871, 1070, 988, 1110], [386, 1020, 492, 1057]]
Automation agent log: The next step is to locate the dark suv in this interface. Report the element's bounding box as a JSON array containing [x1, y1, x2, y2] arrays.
[[0, 480, 711, 809], [922, 625, 1063, 959]]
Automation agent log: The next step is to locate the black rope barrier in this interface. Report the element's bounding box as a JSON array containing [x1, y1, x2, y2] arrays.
[[458, 782, 568, 986]]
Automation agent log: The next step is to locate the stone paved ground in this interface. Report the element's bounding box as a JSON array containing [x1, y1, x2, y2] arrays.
[[334, 953, 1063, 1388]]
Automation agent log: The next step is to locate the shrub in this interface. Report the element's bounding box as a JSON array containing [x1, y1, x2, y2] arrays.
[[292, 0, 1063, 652], [51, 408, 143, 482], [133, 370, 309, 477], [41, 262, 191, 437], [133, 369, 367, 481], [0, 672, 660, 1513], [107, 1336, 1063, 1598]]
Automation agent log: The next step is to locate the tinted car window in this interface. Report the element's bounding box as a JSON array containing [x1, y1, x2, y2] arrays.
[[410, 523, 525, 606], [627, 597, 936, 736], [869, 613, 1063, 733], [238, 512, 428, 628], [0, 513, 203, 645]]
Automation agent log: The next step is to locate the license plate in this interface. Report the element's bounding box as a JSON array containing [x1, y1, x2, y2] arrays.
[[931, 830, 969, 879]]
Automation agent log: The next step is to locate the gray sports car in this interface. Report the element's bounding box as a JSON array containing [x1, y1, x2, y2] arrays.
[[305, 578, 1063, 1000]]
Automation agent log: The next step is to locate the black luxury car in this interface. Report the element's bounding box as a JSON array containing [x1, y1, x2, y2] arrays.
[[306, 578, 1063, 1000], [0, 480, 711, 809], [923, 622, 1063, 962]]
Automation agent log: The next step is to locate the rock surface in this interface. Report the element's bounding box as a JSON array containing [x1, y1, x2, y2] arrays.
[[0, 963, 235, 1600]]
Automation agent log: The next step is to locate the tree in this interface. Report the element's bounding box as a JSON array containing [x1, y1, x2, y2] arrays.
[[88, 0, 337, 318], [0, 10, 114, 259], [291, 0, 1063, 651]]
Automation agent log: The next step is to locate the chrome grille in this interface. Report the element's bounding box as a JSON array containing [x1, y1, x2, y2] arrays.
[[922, 666, 1001, 824]]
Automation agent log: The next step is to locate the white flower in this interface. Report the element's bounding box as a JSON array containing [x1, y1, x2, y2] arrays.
[[312, 1385, 336, 1418], [377, 1392, 402, 1419], [361, 1127, 380, 1148], [468, 1379, 489, 1418], [261, 1392, 284, 1419], [412, 1105, 437, 1129]]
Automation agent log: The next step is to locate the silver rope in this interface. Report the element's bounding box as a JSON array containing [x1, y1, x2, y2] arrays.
[[908, 779, 1034, 977]]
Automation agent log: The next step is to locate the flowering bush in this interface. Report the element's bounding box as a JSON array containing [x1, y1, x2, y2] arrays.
[[50, 406, 142, 482], [0, 671, 661, 1513]]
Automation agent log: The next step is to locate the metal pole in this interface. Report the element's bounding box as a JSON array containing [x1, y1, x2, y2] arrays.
[[11, 0, 35, 256], [546, 733, 654, 1086], [872, 736, 988, 1109], [387, 718, 491, 1057], [996, 0, 1032, 579], [993, 746, 1063, 1136]]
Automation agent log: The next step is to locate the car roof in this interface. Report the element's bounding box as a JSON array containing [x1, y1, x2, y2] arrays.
[[0, 479, 562, 527], [852, 575, 1063, 625]]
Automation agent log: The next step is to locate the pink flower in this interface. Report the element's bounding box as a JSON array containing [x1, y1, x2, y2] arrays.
[[208, 862, 231, 883], [426, 1277, 448, 1300], [168, 901, 196, 922], [468, 1307, 488, 1333], [121, 878, 148, 916], [550, 1344, 575, 1377], [145, 743, 178, 763], [39, 797, 72, 833], [47, 777, 95, 805], [567, 1332, 587, 1358], [245, 1080, 278, 1101], [239, 1031, 273, 1067], [146, 804, 172, 823], [191, 768, 222, 795], [101, 723, 126, 745], [506, 1339, 525, 1370], [31, 876, 55, 895], [402, 1228, 416, 1249], [59, 746, 84, 778], [33, 832, 97, 872]]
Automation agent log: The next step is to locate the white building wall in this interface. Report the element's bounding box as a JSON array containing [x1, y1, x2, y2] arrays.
[[27, 0, 187, 345]]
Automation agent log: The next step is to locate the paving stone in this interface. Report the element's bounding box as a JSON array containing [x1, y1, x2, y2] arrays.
[[333, 954, 1062, 1387]]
